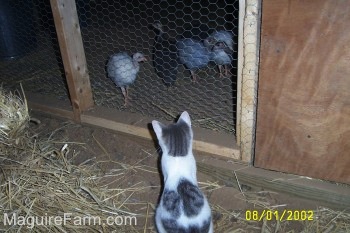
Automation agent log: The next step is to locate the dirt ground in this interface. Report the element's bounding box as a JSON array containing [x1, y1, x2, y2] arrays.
[[28, 112, 344, 233]]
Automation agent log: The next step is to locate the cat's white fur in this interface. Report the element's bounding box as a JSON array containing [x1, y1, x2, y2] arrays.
[[152, 111, 213, 233]]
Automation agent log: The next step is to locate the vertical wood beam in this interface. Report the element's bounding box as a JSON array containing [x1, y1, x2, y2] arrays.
[[50, 0, 94, 122], [237, 0, 261, 163], [236, 0, 245, 148]]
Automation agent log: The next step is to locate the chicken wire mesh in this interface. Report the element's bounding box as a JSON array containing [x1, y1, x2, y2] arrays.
[[79, 0, 239, 134], [0, 0, 239, 135], [0, 0, 68, 101]]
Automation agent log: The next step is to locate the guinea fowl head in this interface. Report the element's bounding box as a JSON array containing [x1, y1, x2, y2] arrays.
[[132, 52, 147, 63], [203, 36, 216, 49], [212, 42, 232, 54], [152, 21, 164, 34], [204, 32, 234, 52]]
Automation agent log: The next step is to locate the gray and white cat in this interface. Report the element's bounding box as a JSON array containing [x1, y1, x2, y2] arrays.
[[152, 111, 213, 233]]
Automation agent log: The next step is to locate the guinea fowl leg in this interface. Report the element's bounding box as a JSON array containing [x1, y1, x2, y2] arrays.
[[121, 87, 128, 106], [218, 65, 225, 78], [125, 87, 133, 106], [224, 65, 231, 77], [190, 70, 198, 83]]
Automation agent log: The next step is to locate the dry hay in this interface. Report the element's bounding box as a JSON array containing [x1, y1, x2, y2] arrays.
[[208, 163, 350, 232], [0, 142, 151, 232], [0, 85, 29, 148], [210, 189, 350, 233], [0, 87, 149, 232]]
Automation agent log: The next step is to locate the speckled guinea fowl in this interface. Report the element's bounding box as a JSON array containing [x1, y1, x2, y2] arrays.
[[152, 22, 180, 87], [205, 30, 234, 51], [176, 38, 213, 82], [107, 52, 147, 106], [211, 41, 234, 78], [204, 30, 234, 77], [177, 36, 233, 82]]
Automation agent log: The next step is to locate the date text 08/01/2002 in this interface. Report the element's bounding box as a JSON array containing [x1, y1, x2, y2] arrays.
[[245, 210, 314, 221]]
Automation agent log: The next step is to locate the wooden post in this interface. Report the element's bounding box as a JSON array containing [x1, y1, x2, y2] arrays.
[[237, 0, 261, 163], [236, 0, 245, 149], [50, 0, 94, 122]]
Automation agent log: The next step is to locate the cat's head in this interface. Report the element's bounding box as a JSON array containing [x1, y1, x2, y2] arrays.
[[152, 111, 193, 157]]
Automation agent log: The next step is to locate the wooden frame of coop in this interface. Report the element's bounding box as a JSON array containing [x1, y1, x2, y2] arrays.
[[43, 0, 258, 163]]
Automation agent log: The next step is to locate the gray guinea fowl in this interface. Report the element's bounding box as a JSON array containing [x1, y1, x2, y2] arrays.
[[211, 41, 234, 77], [204, 30, 234, 51], [204, 30, 234, 77], [176, 23, 214, 82], [107, 52, 147, 106], [176, 38, 213, 82]]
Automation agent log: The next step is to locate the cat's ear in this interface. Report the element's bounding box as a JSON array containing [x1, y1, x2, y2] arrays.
[[179, 111, 191, 126], [152, 120, 164, 139]]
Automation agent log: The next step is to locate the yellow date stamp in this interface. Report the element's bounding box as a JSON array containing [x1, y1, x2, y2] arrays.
[[245, 210, 314, 221]]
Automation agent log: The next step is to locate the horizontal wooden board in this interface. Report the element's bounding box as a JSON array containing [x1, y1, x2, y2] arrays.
[[81, 107, 240, 159], [26, 92, 239, 158], [26, 91, 74, 120]]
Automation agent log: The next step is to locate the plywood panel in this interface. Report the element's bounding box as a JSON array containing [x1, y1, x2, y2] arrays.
[[255, 0, 350, 183]]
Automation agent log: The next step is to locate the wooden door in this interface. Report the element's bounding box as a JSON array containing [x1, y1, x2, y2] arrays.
[[255, 0, 350, 184]]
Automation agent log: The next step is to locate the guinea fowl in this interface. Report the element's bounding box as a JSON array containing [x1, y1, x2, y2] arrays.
[[152, 22, 179, 87], [107, 52, 147, 106], [176, 38, 212, 82], [204, 30, 234, 77], [205, 30, 234, 51], [211, 41, 234, 78], [176, 23, 213, 82]]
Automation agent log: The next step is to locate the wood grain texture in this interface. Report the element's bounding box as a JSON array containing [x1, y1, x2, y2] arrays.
[[50, 0, 94, 121], [255, 0, 350, 183]]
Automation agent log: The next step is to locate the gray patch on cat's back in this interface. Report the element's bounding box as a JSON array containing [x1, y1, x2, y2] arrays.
[[162, 218, 211, 233], [162, 119, 191, 157], [177, 178, 204, 217], [162, 189, 181, 218], [161, 219, 185, 233], [198, 218, 211, 233]]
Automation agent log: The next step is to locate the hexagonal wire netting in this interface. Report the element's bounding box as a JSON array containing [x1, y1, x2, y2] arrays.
[[80, 0, 238, 134], [0, 0, 68, 100], [0, 0, 238, 135]]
